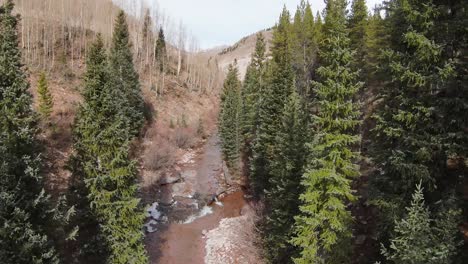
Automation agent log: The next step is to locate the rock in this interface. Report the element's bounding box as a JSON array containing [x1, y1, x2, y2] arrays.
[[144, 220, 158, 233], [147, 202, 162, 220], [207, 194, 217, 206], [159, 173, 182, 185]]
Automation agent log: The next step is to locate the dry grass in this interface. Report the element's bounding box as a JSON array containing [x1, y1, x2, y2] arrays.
[[143, 138, 176, 171]]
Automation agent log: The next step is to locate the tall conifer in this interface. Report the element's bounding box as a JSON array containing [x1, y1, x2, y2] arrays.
[[263, 89, 309, 263], [0, 1, 61, 262], [241, 33, 266, 162], [71, 35, 148, 264], [292, 0, 362, 262], [369, 0, 462, 232], [250, 6, 295, 196], [219, 63, 242, 171], [109, 11, 145, 135], [348, 0, 369, 76]]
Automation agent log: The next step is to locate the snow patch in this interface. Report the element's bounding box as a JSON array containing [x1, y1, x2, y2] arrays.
[[144, 220, 158, 233], [214, 197, 223, 207], [182, 205, 213, 224], [147, 202, 162, 220]]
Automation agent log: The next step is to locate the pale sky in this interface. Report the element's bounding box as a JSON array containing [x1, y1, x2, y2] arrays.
[[143, 0, 384, 49]]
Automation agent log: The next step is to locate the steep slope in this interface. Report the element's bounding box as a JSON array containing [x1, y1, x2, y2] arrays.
[[2, 0, 223, 198], [203, 29, 273, 79]]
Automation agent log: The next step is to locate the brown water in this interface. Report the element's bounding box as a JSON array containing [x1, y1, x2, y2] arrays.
[[145, 134, 247, 264]]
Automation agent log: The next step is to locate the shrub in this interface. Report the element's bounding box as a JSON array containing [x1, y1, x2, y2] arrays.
[[174, 127, 194, 149], [144, 139, 176, 171]]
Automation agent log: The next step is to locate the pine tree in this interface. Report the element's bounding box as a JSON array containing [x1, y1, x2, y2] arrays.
[[240, 33, 266, 160], [71, 35, 148, 264], [219, 63, 242, 171], [292, 0, 362, 263], [291, 1, 317, 96], [37, 72, 54, 121], [0, 1, 60, 262], [369, 0, 461, 231], [348, 0, 368, 76], [363, 7, 387, 85], [250, 6, 295, 196], [381, 183, 462, 264], [432, 0, 468, 186], [262, 89, 309, 263], [155, 28, 167, 73], [109, 11, 145, 135]]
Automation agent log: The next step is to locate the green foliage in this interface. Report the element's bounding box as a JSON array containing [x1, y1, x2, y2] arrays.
[[290, 1, 318, 96], [155, 28, 167, 73], [363, 8, 388, 84], [109, 11, 145, 135], [348, 0, 368, 76], [369, 0, 461, 230], [262, 89, 309, 263], [381, 183, 462, 264], [37, 72, 54, 121], [219, 63, 242, 171], [70, 34, 148, 263], [0, 1, 63, 262], [251, 6, 295, 196], [291, 0, 362, 263], [240, 33, 266, 157]]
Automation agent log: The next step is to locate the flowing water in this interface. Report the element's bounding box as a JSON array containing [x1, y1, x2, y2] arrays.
[[145, 134, 248, 264]]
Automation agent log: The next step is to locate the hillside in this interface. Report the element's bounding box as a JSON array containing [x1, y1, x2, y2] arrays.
[[203, 29, 273, 79], [2, 0, 224, 197]]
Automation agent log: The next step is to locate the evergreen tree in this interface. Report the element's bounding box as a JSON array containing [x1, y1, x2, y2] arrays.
[[363, 7, 387, 85], [240, 33, 266, 162], [250, 6, 295, 196], [155, 28, 167, 73], [37, 72, 54, 121], [291, 1, 318, 96], [381, 183, 462, 264], [219, 63, 242, 171], [0, 1, 61, 262], [348, 0, 369, 76], [292, 0, 362, 263], [432, 0, 468, 194], [109, 11, 145, 135], [262, 89, 309, 263], [71, 35, 148, 264], [369, 0, 461, 231]]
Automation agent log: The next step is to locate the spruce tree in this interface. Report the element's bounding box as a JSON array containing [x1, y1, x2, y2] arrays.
[[0, 1, 60, 262], [292, 0, 362, 263], [291, 1, 317, 96], [37, 72, 54, 121], [369, 0, 461, 231], [240, 33, 266, 161], [262, 89, 308, 263], [219, 63, 242, 171], [250, 6, 295, 196], [381, 183, 462, 264], [348, 0, 368, 76], [363, 8, 387, 85], [109, 11, 145, 135], [155, 28, 167, 73], [71, 35, 148, 264]]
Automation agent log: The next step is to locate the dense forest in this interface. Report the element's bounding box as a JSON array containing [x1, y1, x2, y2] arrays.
[[219, 0, 467, 263], [0, 0, 467, 263]]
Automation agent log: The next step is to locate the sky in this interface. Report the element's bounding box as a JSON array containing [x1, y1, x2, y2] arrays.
[[144, 0, 384, 49]]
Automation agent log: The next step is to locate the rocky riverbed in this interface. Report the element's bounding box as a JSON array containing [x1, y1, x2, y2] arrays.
[[144, 134, 263, 264]]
